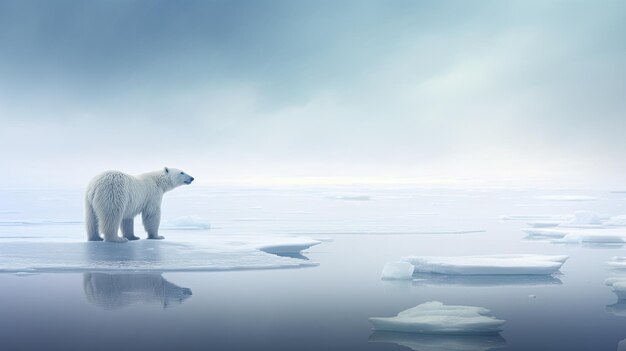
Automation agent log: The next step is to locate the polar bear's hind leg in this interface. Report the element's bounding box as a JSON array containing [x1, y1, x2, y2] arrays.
[[122, 218, 140, 240], [85, 202, 102, 241]]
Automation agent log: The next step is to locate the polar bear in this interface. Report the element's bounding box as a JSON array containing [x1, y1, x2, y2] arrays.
[[85, 167, 194, 243]]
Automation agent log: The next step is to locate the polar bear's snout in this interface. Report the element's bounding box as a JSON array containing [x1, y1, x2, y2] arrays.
[[184, 177, 194, 185]]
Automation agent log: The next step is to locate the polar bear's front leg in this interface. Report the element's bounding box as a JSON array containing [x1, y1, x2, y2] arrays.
[[121, 218, 140, 240], [142, 209, 164, 240]]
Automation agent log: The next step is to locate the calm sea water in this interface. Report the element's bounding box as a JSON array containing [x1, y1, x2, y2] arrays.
[[0, 186, 625, 350]]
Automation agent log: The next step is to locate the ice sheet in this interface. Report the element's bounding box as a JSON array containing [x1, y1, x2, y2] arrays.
[[403, 255, 568, 275], [161, 216, 211, 230], [369, 301, 505, 334], [0, 237, 320, 273], [381, 261, 415, 280]]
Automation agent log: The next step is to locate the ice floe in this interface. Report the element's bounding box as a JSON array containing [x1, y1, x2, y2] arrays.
[[161, 216, 211, 230], [369, 331, 506, 351], [608, 257, 626, 269], [605, 277, 626, 299], [369, 301, 506, 334], [0, 236, 321, 273], [381, 262, 415, 280], [524, 228, 626, 244], [403, 255, 568, 275]]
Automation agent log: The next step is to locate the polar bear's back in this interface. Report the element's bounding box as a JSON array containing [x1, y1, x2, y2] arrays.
[[86, 171, 133, 214]]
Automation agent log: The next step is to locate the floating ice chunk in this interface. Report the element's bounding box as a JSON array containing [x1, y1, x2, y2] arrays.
[[369, 331, 506, 351], [607, 257, 626, 269], [606, 302, 626, 317], [554, 232, 626, 244], [605, 277, 626, 299], [500, 214, 571, 221], [566, 211, 602, 225], [526, 220, 563, 228], [255, 237, 321, 254], [606, 215, 626, 227], [369, 301, 505, 334], [403, 255, 568, 275], [536, 195, 597, 201], [161, 216, 211, 230], [381, 262, 415, 280]]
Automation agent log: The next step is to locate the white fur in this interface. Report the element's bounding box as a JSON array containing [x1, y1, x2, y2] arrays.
[[85, 167, 194, 243]]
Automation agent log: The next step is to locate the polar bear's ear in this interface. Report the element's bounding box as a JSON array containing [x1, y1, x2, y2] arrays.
[[164, 167, 169, 173]]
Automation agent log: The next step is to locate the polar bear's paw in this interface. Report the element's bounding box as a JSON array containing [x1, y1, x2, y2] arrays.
[[148, 235, 165, 240], [126, 235, 140, 241]]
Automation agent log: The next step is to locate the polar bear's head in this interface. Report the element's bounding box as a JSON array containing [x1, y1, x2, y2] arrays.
[[164, 167, 194, 187]]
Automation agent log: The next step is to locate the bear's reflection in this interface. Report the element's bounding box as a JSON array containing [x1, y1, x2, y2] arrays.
[[83, 273, 192, 310]]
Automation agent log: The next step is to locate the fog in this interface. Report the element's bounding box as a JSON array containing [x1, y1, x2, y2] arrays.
[[0, 0, 624, 188]]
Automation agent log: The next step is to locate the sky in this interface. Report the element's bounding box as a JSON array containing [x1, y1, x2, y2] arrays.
[[0, 0, 624, 187]]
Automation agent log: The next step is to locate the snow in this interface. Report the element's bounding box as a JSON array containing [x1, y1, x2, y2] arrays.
[[369, 332, 506, 351], [566, 211, 602, 225], [369, 301, 505, 334], [403, 255, 568, 275], [0, 236, 320, 273], [381, 261, 415, 280], [605, 277, 626, 299], [161, 216, 211, 230]]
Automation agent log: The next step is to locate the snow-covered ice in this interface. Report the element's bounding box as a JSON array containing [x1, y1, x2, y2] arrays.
[[0, 236, 320, 273], [403, 255, 568, 275], [369, 301, 506, 334], [381, 261, 415, 280], [369, 331, 506, 351], [161, 216, 211, 230]]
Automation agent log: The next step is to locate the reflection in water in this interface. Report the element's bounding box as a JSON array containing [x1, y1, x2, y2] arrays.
[[410, 273, 562, 287], [606, 300, 626, 317], [272, 252, 310, 260], [83, 273, 192, 310], [369, 331, 506, 351]]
